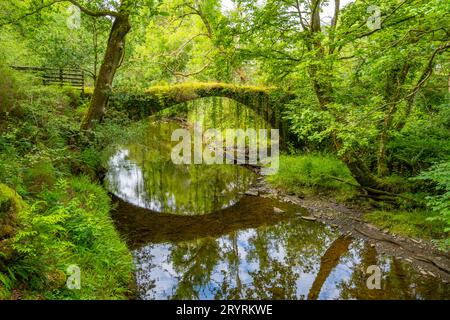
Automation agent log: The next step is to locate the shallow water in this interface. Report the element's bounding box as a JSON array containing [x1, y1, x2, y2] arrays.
[[106, 120, 255, 215], [107, 100, 449, 300], [111, 195, 449, 300]]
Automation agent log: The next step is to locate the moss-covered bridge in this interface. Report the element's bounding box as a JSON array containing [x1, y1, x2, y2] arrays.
[[102, 82, 295, 134]]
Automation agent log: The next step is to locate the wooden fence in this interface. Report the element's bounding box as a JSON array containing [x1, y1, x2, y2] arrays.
[[11, 66, 85, 93]]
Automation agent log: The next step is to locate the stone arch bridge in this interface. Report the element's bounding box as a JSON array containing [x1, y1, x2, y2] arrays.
[[104, 82, 295, 137]]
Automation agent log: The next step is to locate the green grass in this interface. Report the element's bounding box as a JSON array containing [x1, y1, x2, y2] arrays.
[[266, 153, 358, 200], [365, 209, 449, 249]]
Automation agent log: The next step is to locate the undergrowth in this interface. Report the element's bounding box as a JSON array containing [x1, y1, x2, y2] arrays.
[[266, 153, 358, 201]]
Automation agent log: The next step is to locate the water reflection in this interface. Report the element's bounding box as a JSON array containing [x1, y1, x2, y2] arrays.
[[111, 195, 302, 247], [112, 196, 449, 300], [108, 98, 449, 300], [106, 121, 255, 215]]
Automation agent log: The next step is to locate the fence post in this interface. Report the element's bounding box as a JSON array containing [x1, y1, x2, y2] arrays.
[[59, 68, 63, 87], [81, 70, 85, 95]]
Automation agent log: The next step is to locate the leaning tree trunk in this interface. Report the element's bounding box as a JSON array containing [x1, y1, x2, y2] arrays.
[[307, 235, 352, 300], [341, 151, 387, 191], [81, 15, 131, 130]]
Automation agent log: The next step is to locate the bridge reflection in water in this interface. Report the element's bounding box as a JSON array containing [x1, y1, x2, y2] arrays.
[[112, 194, 449, 300]]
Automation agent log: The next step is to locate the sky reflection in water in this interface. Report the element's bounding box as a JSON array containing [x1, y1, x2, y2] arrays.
[[107, 100, 449, 300]]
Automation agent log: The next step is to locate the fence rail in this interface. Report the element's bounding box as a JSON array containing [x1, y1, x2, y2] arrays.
[[11, 66, 85, 93]]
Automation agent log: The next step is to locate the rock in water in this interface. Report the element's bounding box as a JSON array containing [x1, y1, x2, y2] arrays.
[[245, 189, 259, 196], [273, 207, 284, 213]]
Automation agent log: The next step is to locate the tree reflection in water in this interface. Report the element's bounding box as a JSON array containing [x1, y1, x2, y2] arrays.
[[107, 120, 255, 215], [107, 98, 449, 300], [119, 197, 448, 300]]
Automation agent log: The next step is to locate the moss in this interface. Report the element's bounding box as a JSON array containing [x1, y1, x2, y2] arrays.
[[0, 183, 27, 298], [0, 183, 25, 238], [143, 82, 277, 109], [83, 86, 94, 96], [364, 209, 449, 246], [106, 82, 291, 135]]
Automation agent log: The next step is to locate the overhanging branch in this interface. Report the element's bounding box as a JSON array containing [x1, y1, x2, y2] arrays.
[[0, 0, 119, 27]]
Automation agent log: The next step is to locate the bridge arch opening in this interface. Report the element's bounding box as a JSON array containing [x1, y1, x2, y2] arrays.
[[158, 96, 273, 131], [108, 83, 292, 139]]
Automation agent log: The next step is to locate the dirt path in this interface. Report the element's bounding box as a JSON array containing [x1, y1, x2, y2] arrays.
[[248, 175, 450, 283]]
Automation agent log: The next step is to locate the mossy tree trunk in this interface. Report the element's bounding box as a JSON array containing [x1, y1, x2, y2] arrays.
[[81, 14, 131, 130]]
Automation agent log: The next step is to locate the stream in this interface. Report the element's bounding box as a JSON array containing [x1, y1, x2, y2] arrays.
[[106, 98, 449, 300]]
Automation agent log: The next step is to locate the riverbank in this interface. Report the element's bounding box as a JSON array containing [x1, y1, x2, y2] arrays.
[[256, 163, 450, 283], [144, 116, 450, 284], [173, 117, 450, 282], [0, 87, 134, 299]]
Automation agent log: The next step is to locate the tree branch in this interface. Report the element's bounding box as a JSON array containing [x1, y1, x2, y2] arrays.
[[168, 33, 210, 58], [66, 0, 120, 17], [0, 0, 61, 27], [0, 0, 119, 27], [293, 0, 309, 31], [184, 2, 213, 38], [161, 58, 212, 78], [331, 0, 340, 30], [395, 41, 450, 130]]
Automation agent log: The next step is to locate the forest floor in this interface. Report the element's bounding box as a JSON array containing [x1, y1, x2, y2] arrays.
[[247, 173, 450, 283]]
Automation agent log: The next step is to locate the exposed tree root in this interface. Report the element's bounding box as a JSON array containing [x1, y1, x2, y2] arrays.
[[353, 226, 450, 274], [324, 175, 418, 204]]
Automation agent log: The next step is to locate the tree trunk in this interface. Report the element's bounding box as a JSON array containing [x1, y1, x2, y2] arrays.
[[341, 151, 386, 191], [307, 235, 352, 300], [377, 64, 410, 176], [92, 18, 98, 83], [377, 120, 390, 177], [81, 15, 131, 130]]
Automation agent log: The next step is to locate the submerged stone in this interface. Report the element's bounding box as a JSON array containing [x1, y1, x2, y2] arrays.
[[301, 216, 317, 221], [245, 189, 259, 196]]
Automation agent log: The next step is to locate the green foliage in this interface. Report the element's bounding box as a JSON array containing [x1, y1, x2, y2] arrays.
[[0, 1, 111, 87], [267, 154, 357, 200], [120, 0, 233, 86], [0, 82, 133, 299], [0, 0, 449, 299], [6, 177, 133, 299], [0, 86, 83, 191], [230, 0, 450, 183], [414, 161, 450, 237], [387, 105, 450, 175]]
